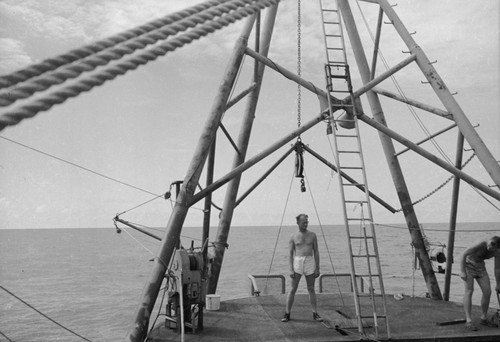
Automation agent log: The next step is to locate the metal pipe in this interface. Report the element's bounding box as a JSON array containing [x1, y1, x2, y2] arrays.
[[125, 14, 256, 342], [199, 135, 216, 329], [114, 216, 161, 241], [225, 83, 257, 110], [301, 144, 397, 213], [219, 122, 241, 155], [373, 87, 452, 119], [352, 54, 416, 99], [394, 123, 457, 157], [244, 47, 340, 107], [190, 111, 328, 207], [179, 275, 185, 342], [208, 3, 280, 294], [235, 145, 296, 207], [369, 8, 384, 81], [203, 139, 216, 261], [444, 132, 464, 301]]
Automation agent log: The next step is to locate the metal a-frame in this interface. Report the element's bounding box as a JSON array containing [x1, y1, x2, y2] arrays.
[[126, 1, 500, 340]]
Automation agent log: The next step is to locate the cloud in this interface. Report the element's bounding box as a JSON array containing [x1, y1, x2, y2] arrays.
[[0, 1, 91, 43], [0, 38, 33, 74]]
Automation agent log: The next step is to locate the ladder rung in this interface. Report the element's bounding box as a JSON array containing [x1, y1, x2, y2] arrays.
[[334, 119, 355, 123], [352, 254, 377, 258], [323, 21, 340, 25], [325, 34, 342, 38], [347, 219, 373, 223], [358, 293, 384, 298], [355, 274, 380, 278], [340, 166, 363, 170], [338, 150, 360, 154], [329, 89, 350, 93], [360, 314, 387, 319], [349, 236, 373, 240], [321, 9, 339, 13], [327, 47, 344, 51], [345, 200, 368, 203], [336, 134, 358, 138]]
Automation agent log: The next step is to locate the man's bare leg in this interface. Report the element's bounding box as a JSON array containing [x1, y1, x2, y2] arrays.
[[284, 273, 301, 318], [477, 275, 492, 321], [463, 277, 474, 323], [305, 274, 317, 313]]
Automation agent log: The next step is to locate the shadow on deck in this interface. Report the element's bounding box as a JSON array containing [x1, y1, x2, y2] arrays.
[[148, 293, 500, 341]]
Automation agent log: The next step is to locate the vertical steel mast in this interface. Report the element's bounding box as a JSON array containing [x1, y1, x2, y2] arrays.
[[337, 0, 442, 299], [208, 4, 280, 294], [125, 15, 258, 342]]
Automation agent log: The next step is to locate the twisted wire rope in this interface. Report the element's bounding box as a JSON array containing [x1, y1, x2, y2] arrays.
[[0, 0, 231, 89], [0, 0, 279, 131], [0, 0, 258, 107]]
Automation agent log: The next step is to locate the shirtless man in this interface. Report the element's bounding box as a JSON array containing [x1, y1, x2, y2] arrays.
[[281, 213, 322, 322], [460, 236, 500, 331]]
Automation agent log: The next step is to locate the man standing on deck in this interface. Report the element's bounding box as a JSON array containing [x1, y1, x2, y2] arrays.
[[460, 236, 500, 331], [281, 213, 322, 322]]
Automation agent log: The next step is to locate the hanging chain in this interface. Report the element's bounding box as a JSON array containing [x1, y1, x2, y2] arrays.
[[296, 0, 302, 130], [394, 152, 476, 212]]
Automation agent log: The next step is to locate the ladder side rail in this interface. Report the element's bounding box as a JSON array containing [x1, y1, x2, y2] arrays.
[[334, 0, 350, 68], [331, 118, 364, 334], [349, 86, 391, 338], [320, 0, 365, 334]]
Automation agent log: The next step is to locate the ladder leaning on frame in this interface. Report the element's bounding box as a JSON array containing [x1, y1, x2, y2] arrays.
[[318, 0, 390, 339]]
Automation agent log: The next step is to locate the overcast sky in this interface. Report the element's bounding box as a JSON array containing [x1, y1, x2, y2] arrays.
[[0, 0, 499, 229]]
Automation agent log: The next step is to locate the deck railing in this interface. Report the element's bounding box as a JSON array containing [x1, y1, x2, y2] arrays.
[[248, 273, 371, 296], [247, 274, 286, 296]]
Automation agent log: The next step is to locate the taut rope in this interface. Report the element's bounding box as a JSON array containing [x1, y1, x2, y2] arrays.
[[0, 0, 231, 90], [0, 0, 279, 131]]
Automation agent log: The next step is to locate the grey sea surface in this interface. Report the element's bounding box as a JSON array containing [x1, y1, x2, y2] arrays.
[[1, 222, 499, 341]]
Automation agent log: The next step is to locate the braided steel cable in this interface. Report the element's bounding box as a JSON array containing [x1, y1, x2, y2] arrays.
[[0, 0, 279, 131], [0, 0, 259, 107], [0, 0, 231, 89]]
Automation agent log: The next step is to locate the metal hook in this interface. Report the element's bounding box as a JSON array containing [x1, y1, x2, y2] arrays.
[[384, 20, 394, 24], [391, 3, 398, 7], [421, 80, 430, 84], [451, 92, 458, 95], [429, 60, 437, 64], [473, 123, 480, 128], [409, 31, 416, 35], [463, 147, 473, 152], [402, 50, 411, 54]]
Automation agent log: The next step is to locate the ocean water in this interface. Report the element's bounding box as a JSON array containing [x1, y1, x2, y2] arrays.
[[1, 222, 499, 341]]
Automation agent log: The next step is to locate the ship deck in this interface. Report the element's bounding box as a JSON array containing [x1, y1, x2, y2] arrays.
[[148, 293, 500, 341]]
